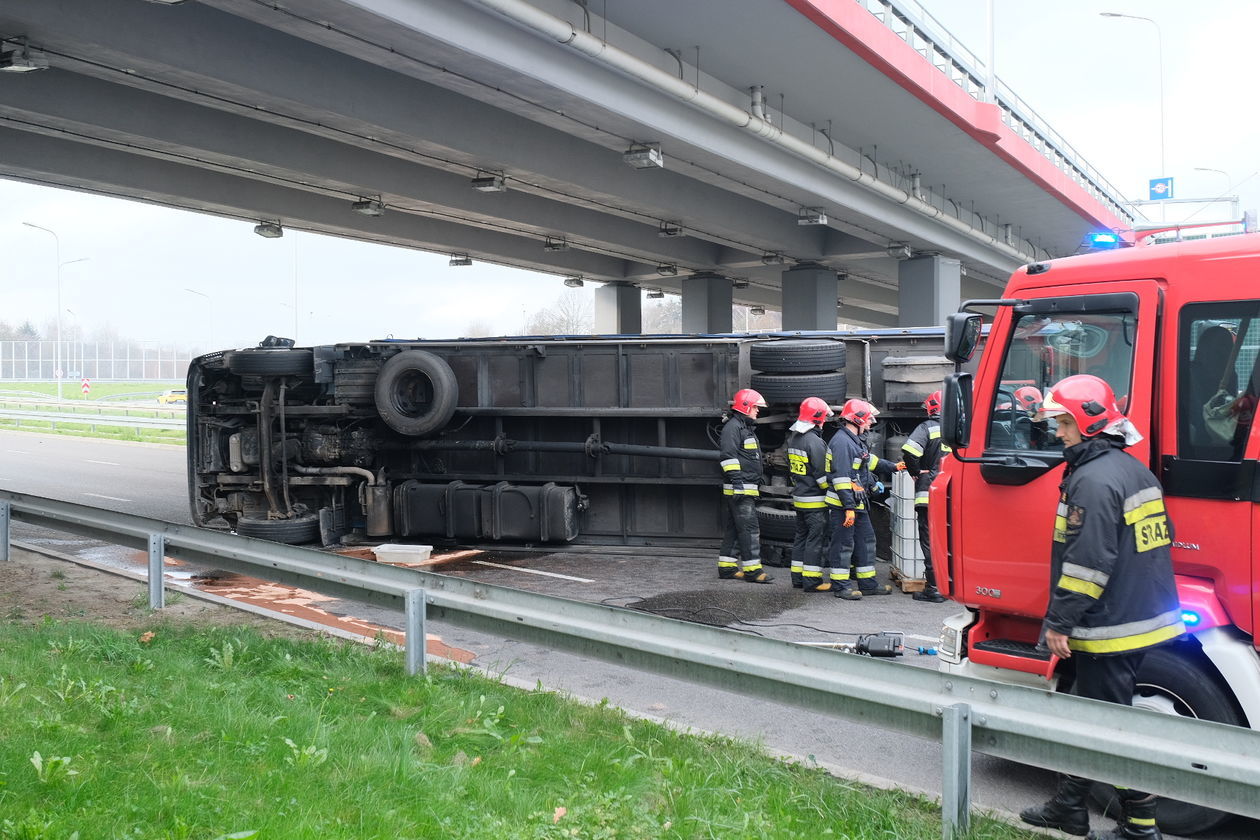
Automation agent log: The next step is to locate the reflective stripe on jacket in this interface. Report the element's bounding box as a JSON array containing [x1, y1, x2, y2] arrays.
[[825, 425, 864, 511], [902, 419, 951, 505], [786, 427, 829, 509], [719, 414, 762, 497], [1044, 436, 1185, 655]]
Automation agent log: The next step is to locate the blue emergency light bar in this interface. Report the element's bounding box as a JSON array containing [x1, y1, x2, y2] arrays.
[[1088, 232, 1122, 249]]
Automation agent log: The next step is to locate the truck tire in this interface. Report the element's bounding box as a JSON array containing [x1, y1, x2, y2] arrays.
[[750, 340, 846, 374], [224, 348, 314, 377], [756, 505, 798, 540], [751, 372, 847, 405], [374, 350, 458, 437], [1091, 646, 1244, 835], [235, 513, 321, 544]]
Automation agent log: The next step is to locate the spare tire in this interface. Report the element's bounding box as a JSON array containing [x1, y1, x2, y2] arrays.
[[374, 350, 458, 437], [750, 340, 846, 374], [751, 371, 847, 405], [235, 513, 320, 544], [225, 348, 314, 377], [756, 505, 797, 540]]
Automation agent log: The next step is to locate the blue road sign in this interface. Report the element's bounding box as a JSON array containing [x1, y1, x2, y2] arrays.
[[1149, 177, 1174, 200]]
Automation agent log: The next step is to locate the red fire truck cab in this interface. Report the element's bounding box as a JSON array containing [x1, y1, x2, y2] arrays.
[[933, 233, 1260, 834]]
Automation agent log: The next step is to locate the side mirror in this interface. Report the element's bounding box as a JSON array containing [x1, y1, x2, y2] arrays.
[[941, 372, 973, 451], [944, 313, 982, 363]]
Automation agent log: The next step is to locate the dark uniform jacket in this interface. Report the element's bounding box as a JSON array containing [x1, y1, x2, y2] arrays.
[[826, 426, 890, 511], [901, 419, 951, 506], [718, 413, 762, 497], [786, 427, 829, 509], [1045, 436, 1185, 656]]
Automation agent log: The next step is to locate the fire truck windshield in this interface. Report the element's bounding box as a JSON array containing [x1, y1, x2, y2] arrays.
[[988, 311, 1137, 452]]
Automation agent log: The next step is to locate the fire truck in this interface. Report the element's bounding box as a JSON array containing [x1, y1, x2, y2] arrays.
[[932, 232, 1260, 834]]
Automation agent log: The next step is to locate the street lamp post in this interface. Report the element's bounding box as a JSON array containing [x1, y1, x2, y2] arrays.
[[184, 287, 215, 351], [23, 222, 88, 401], [1101, 12, 1166, 216]]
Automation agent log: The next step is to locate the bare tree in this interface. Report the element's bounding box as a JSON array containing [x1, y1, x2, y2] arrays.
[[642, 297, 682, 333], [462, 319, 494, 337], [523, 291, 593, 335]]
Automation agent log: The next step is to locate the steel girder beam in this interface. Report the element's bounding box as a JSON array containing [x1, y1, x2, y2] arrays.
[[0, 125, 633, 279], [1, 0, 836, 262], [0, 71, 724, 273], [325, 0, 1025, 274]]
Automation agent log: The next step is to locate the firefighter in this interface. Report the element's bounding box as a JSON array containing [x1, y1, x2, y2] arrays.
[[1019, 374, 1184, 840], [717, 388, 773, 583], [825, 399, 893, 599], [786, 397, 833, 592], [899, 390, 949, 603]]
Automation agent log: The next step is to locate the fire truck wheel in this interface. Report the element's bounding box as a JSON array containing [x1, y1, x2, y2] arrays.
[[224, 348, 314, 376], [374, 350, 459, 436], [1090, 646, 1244, 835], [750, 340, 847, 374], [234, 513, 321, 544]]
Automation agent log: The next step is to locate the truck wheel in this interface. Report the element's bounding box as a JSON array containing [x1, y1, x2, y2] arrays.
[[751, 372, 847, 405], [224, 348, 314, 376], [374, 350, 458, 437], [235, 513, 321, 544], [750, 340, 846, 374], [756, 505, 798, 540], [1091, 646, 1244, 835]]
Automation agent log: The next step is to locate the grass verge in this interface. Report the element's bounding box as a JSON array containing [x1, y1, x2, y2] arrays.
[[0, 620, 1039, 840]]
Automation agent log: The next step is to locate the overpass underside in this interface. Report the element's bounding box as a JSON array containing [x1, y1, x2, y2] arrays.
[[0, 0, 1132, 331]]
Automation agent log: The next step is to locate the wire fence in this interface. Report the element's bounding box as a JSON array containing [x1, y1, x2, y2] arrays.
[[0, 340, 194, 381]]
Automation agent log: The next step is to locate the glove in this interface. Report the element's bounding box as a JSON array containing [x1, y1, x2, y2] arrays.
[[895, 461, 907, 471], [874, 481, 885, 495], [843, 510, 856, 528]]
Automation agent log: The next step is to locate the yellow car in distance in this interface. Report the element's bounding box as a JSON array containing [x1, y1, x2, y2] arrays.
[[157, 388, 187, 405]]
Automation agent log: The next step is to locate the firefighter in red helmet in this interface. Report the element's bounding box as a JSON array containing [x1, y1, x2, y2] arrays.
[[786, 397, 833, 591], [717, 388, 773, 583], [1019, 374, 1183, 840], [825, 399, 894, 599], [899, 390, 950, 603]]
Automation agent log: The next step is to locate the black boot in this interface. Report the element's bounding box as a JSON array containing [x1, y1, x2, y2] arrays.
[[741, 566, 774, 584], [790, 572, 803, 589], [1020, 776, 1091, 836], [1087, 795, 1161, 840], [913, 585, 947, 603]]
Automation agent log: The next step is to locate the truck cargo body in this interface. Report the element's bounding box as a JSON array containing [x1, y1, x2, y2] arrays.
[[187, 330, 948, 547]]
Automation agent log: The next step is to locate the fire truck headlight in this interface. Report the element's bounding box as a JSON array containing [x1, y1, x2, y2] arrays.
[[939, 626, 962, 663]]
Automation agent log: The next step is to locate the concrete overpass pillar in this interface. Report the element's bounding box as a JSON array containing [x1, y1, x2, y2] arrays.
[[781, 263, 838, 331], [594, 282, 642, 334], [897, 255, 961, 327], [681, 273, 732, 333]]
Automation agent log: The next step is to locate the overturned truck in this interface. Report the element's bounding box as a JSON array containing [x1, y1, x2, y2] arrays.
[[187, 332, 949, 547]]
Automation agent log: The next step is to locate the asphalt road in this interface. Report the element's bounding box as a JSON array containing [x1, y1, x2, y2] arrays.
[[2, 428, 1254, 839]]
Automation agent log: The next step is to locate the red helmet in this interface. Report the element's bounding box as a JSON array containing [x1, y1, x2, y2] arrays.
[[732, 388, 767, 417], [1014, 386, 1043, 412], [797, 396, 834, 426], [1037, 375, 1124, 437], [840, 398, 880, 431], [923, 390, 942, 416]]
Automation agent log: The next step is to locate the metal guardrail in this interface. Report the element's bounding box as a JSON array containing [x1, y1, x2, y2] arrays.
[[1, 489, 1258, 838], [0, 407, 184, 431]]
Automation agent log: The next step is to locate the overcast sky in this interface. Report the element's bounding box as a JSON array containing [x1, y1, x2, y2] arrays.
[[2, 0, 1256, 351]]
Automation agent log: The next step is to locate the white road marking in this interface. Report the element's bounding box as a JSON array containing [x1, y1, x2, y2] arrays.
[[5, 450, 32, 455], [471, 559, 594, 583], [84, 493, 132, 502], [904, 633, 940, 643], [85, 459, 122, 466]]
